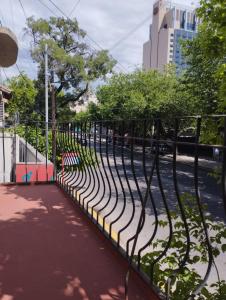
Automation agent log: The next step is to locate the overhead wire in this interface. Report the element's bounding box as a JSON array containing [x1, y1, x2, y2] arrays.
[[18, 0, 28, 20], [47, 0, 68, 18], [69, 0, 81, 17], [37, 0, 59, 18], [35, 0, 105, 63], [2, 69, 10, 82], [47, 0, 128, 72], [16, 63, 29, 81], [16, 0, 128, 74], [9, 0, 15, 31], [16, 0, 126, 73], [109, 14, 152, 51]]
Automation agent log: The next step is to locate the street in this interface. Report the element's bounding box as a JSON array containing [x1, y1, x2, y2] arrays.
[[62, 140, 226, 286]]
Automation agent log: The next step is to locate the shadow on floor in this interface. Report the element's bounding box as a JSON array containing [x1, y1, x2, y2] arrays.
[[0, 184, 158, 300]]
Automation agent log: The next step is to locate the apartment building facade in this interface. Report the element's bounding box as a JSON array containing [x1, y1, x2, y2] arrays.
[[143, 0, 199, 72]]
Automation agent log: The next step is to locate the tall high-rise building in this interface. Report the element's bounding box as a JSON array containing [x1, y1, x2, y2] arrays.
[[143, 0, 199, 72]]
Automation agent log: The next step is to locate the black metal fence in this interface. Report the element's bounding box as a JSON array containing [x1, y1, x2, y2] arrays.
[[1, 116, 226, 299], [56, 116, 226, 300]]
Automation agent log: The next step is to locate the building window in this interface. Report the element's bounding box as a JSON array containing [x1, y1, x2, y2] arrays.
[[180, 11, 186, 29], [170, 38, 174, 42], [171, 33, 174, 37]]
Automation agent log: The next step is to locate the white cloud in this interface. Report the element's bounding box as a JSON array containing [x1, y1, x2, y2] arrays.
[[0, 0, 199, 81]]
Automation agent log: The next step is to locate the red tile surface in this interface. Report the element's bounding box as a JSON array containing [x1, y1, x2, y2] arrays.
[[0, 184, 159, 300]]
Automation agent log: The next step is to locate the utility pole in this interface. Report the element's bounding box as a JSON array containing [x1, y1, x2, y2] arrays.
[[51, 81, 57, 180], [45, 44, 49, 160]]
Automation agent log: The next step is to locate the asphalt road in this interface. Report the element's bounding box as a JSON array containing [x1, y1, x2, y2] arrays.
[[62, 141, 226, 287]]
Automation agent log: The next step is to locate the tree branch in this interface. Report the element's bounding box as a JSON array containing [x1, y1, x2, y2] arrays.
[[58, 82, 89, 107]]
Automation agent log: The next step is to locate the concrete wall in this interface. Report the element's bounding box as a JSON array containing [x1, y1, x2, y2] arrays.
[[158, 29, 170, 71], [143, 40, 152, 70], [0, 134, 49, 183], [150, 0, 167, 70], [0, 133, 15, 183], [158, 28, 174, 71]]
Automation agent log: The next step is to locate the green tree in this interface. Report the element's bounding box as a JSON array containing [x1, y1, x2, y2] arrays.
[[6, 73, 38, 121], [89, 69, 193, 121], [182, 0, 226, 114], [181, 28, 222, 115], [25, 16, 116, 118], [139, 193, 226, 300]]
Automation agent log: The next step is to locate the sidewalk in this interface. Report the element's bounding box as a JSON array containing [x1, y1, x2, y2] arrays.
[[0, 184, 159, 300], [131, 145, 221, 172], [163, 154, 221, 172]]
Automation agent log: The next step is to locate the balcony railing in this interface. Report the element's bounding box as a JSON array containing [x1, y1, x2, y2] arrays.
[[1, 116, 226, 299]]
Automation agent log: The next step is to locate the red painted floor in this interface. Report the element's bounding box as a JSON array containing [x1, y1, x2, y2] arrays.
[[0, 184, 159, 300]]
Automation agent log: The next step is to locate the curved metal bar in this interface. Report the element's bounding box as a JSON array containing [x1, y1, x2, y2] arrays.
[[57, 123, 65, 185], [73, 122, 88, 205], [66, 123, 81, 196], [89, 122, 107, 220], [93, 122, 112, 228], [150, 119, 174, 281], [63, 124, 70, 188], [71, 122, 83, 187], [166, 118, 191, 298], [59, 123, 69, 184], [126, 120, 146, 255], [189, 117, 213, 298], [70, 122, 84, 192], [63, 124, 75, 187], [125, 120, 160, 300], [77, 122, 95, 208], [81, 121, 100, 213], [102, 121, 120, 239], [97, 122, 118, 232], [76, 122, 93, 207], [91, 121, 106, 218], [117, 121, 136, 257], [65, 124, 79, 193], [85, 120, 108, 215], [136, 120, 159, 269], [108, 121, 128, 247], [86, 121, 104, 216]]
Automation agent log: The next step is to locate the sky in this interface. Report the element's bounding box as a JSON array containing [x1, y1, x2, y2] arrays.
[[0, 0, 199, 81]]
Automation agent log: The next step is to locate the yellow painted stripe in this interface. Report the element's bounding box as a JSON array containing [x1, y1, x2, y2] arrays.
[[73, 189, 118, 243]]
